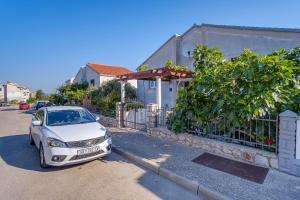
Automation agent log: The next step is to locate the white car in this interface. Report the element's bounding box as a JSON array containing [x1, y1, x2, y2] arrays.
[[29, 106, 112, 168]]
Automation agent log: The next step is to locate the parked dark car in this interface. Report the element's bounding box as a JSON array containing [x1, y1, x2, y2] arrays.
[[35, 101, 55, 110], [0, 102, 9, 107]]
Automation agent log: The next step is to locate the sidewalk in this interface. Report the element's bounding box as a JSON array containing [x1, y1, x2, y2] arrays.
[[109, 127, 300, 200]]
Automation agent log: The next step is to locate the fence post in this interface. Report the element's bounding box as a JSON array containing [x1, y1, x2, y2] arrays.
[[146, 103, 158, 134], [116, 102, 125, 128], [278, 110, 300, 176]]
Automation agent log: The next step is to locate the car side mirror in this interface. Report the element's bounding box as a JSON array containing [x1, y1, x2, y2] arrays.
[[95, 115, 100, 121], [32, 120, 42, 126]]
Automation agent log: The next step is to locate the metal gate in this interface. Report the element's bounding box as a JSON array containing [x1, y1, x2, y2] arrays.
[[123, 101, 147, 131]]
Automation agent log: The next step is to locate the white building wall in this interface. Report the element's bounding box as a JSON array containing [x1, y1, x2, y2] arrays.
[[202, 26, 300, 59], [3, 83, 31, 102], [0, 85, 4, 100], [138, 24, 300, 109], [73, 68, 85, 84], [85, 66, 101, 87], [99, 75, 115, 86], [137, 35, 179, 106]]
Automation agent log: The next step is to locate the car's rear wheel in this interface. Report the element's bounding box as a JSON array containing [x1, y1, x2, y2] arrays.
[[39, 144, 49, 168], [29, 130, 34, 145]]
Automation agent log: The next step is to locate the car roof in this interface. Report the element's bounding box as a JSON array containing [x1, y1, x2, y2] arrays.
[[45, 106, 86, 112], [37, 101, 49, 103]]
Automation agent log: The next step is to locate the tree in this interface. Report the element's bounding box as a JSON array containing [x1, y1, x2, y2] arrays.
[[48, 82, 89, 105], [35, 89, 45, 100], [169, 45, 300, 132], [136, 64, 148, 72], [90, 79, 136, 110]]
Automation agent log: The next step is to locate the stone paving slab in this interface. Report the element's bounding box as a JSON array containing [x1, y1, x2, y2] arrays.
[[109, 127, 300, 200]]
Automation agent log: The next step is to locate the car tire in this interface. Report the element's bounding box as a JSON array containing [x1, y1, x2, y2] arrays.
[[39, 144, 49, 168], [29, 130, 34, 145]]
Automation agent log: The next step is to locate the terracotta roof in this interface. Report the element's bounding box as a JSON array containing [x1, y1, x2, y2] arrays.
[[87, 63, 133, 76], [117, 67, 194, 81]]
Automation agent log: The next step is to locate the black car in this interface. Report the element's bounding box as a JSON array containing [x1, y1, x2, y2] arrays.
[[0, 102, 9, 107], [35, 101, 55, 110]]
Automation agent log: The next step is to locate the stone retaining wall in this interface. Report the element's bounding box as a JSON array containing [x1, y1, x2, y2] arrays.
[[99, 115, 118, 127], [149, 127, 278, 169]]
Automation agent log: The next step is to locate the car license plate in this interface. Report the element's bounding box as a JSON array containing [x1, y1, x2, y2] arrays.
[[77, 146, 100, 155]]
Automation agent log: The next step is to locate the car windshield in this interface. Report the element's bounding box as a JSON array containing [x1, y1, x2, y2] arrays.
[[47, 109, 96, 126], [37, 102, 46, 107]]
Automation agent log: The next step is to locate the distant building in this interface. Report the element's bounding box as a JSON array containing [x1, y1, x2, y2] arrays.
[[3, 81, 32, 102], [0, 85, 4, 100], [65, 77, 74, 85], [73, 63, 137, 88]]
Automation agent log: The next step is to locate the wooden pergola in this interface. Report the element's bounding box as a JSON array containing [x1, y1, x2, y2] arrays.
[[116, 67, 194, 108]]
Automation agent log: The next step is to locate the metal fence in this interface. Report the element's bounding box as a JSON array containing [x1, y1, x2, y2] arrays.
[[123, 101, 147, 131], [157, 108, 279, 153], [157, 107, 174, 127]]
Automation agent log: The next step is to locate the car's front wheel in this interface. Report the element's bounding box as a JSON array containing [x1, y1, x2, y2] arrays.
[[39, 144, 49, 168]]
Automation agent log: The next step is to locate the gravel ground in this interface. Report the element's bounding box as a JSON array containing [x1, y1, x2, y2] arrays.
[[110, 128, 300, 200]]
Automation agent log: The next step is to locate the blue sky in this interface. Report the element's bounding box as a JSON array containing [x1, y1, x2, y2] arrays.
[[0, 0, 300, 93]]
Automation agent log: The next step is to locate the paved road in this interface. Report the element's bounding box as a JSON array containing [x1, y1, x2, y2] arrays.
[[0, 107, 200, 200]]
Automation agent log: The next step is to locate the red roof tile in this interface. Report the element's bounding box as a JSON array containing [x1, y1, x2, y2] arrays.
[[87, 63, 133, 76]]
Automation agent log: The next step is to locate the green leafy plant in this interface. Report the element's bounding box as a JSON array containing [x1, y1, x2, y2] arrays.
[[169, 45, 300, 133], [90, 79, 136, 110], [48, 82, 89, 105], [35, 89, 45, 100], [165, 59, 189, 71], [136, 64, 149, 72]]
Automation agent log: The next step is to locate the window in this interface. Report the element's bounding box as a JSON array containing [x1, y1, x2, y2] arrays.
[[90, 79, 95, 87], [149, 80, 156, 89], [46, 109, 96, 126], [36, 110, 44, 123]]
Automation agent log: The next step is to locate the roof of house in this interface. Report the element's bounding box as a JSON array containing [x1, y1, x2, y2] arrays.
[[201, 23, 300, 33], [87, 63, 133, 76], [141, 23, 300, 66]]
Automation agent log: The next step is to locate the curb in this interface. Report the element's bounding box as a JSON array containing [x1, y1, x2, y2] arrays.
[[112, 145, 230, 200]]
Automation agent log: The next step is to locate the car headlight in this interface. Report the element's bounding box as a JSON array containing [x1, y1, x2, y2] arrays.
[[104, 130, 111, 140], [46, 137, 67, 148]]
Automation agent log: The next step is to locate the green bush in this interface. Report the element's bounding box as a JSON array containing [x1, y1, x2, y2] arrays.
[[169, 45, 300, 133], [48, 82, 89, 105], [90, 80, 136, 110], [27, 97, 36, 104]]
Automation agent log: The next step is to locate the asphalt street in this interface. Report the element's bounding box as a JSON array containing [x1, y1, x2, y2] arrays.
[[0, 106, 200, 200]]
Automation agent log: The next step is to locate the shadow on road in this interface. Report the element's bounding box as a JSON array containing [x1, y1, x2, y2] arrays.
[[0, 133, 198, 199], [0, 134, 53, 172], [22, 109, 36, 115], [0, 134, 97, 172], [0, 134, 129, 172], [1, 108, 18, 112]]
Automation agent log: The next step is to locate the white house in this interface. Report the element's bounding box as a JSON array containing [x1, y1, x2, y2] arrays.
[[3, 81, 32, 102], [65, 77, 74, 85], [73, 63, 137, 88], [0, 84, 4, 100], [137, 23, 300, 108]]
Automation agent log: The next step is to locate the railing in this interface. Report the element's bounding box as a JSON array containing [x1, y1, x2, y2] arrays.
[[157, 107, 174, 127], [157, 107, 279, 153], [123, 101, 147, 131]]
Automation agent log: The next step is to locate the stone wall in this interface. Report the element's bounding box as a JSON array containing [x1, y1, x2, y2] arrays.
[[149, 127, 278, 169], [98, 115, 118, 127]]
